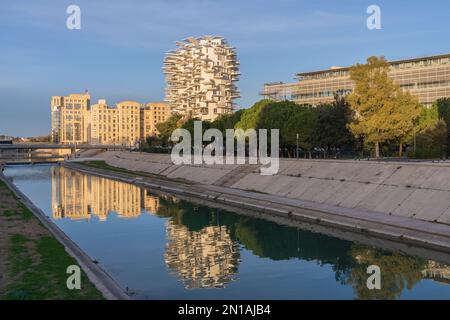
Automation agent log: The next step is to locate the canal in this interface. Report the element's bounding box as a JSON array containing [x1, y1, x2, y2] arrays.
[[4, 164, 450, 299]]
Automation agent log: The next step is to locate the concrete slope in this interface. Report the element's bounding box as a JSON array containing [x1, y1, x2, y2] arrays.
[[95, 151, 450, 226]]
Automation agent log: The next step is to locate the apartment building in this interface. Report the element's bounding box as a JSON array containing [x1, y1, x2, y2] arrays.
[[140, 102, 171, 139], [51, 94, 170, 145], [51, 92, 91, 144], [163, 36, 240, 121], [116, 101, 141, 146], [90, 99, 118, 145], [262, 54, 450, 107]]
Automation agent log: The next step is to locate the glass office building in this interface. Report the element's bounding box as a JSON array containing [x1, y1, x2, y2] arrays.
[[262, 54, 450, 107]]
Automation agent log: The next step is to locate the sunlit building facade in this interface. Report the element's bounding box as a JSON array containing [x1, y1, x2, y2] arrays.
[[90, 99, 119, 145], [163, 36, 240, 121], [51, 94, 170, 145], [51, 93, 91, 144], [140, 102, 171, 139], [262, 54, 450, 107]]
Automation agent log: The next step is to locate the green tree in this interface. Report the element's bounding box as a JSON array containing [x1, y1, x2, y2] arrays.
[[234, 100, 272, 130], [347, 56, 421, 158], [180, 118, 212, 146], [211, 109, 244, 134], [410, 119, 448, 159], [436, 98, 450, 157], [415, 104, 439, 133], [257, 101, 317, 157], [156, 113, 182, 146], [313, 95, 355, 156]]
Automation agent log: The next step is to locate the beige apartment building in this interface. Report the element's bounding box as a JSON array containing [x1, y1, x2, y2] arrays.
[[262, 53, 450, 107], [141, 102, 172, 139], [163, 36, 240, 121], [51, 93, 91, 144], [116, 101, 141, 146], [51, 94, 170, 145], [90, 99, 118, 145]]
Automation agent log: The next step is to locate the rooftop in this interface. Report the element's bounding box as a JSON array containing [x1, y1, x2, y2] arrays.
[[295, 53, 450, 78]]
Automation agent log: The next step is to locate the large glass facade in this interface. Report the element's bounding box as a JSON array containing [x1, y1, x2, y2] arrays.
[[263, 54, 450, 107]]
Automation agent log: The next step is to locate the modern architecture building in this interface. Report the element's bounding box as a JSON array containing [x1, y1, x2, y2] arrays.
[[262, 53, 450, 107], [163, 36, 240, 121], [51, 94, 171, 145], [51, 92, 91, 144]]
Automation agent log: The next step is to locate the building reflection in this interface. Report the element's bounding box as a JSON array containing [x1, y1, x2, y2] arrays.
[[50, 166, 450, 295], [422, 261, 450, 284], [164, 222, 239, 289], [51, 166, 160, 220], [51, 166, 240, 288]]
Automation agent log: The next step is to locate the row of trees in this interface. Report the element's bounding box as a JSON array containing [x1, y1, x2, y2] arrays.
[[146, 56, 450, 159]]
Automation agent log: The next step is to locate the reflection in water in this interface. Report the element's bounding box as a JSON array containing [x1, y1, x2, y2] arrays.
[[165, 222, 239, 289], [50, 166, 450, 298], [52, 167, 158, 220]]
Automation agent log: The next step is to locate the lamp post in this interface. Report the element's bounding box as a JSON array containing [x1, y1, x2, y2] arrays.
[[296, 133, 299, 159], [413, 130, 417, 153]]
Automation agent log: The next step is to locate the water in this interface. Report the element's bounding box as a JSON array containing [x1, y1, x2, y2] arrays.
[[4, 164, 450, 299]]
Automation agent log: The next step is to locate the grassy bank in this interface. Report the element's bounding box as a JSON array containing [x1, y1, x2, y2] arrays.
[[0, 179, 103, 300]]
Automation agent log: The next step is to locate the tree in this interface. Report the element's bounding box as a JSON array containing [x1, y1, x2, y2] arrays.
[[347, 56, 421, 158], [211, 109, 244, 134], [257, 101, 317, 157], [415, 104, 439, 133], [234, 100, 272, 130], [156, 113, 182, 146], [313, 95, 355, 156], [436, 98, 450, 157], [410, 119, 448, 159], [180, 118, 212, 146]]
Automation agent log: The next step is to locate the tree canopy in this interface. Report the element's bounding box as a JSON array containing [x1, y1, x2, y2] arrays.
[[347, 56, 421, 157], [156, 113, 182, 145]]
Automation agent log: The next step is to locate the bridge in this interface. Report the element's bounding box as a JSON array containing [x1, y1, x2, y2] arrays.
[[0, 144, 133, 164], [0, 144, 133, 150]]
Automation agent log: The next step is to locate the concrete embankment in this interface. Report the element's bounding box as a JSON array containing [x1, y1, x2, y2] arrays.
[[95, 151, 450, 225], [65, 151, 450, 256]]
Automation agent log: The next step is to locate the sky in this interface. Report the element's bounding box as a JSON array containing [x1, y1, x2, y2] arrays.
[[1, 0, 450, 136]]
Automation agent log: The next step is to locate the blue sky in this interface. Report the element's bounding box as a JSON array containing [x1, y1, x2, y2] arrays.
[[1, 0, 450, 136]]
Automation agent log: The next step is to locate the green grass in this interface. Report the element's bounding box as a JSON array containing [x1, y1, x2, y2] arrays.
[[0, 178, 104, 300], [1, 204, 33, 221], [3, 234, 104, 300], [82, 160, 135, 174]]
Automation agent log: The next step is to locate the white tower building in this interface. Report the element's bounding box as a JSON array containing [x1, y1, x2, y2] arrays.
[[163, 36, 240, 121]]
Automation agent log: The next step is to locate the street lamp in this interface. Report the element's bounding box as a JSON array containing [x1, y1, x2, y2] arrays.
[[296, 133, 299, 159]]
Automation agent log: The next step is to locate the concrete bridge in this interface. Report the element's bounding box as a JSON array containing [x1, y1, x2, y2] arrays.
[[0, 144, 133, 150]]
